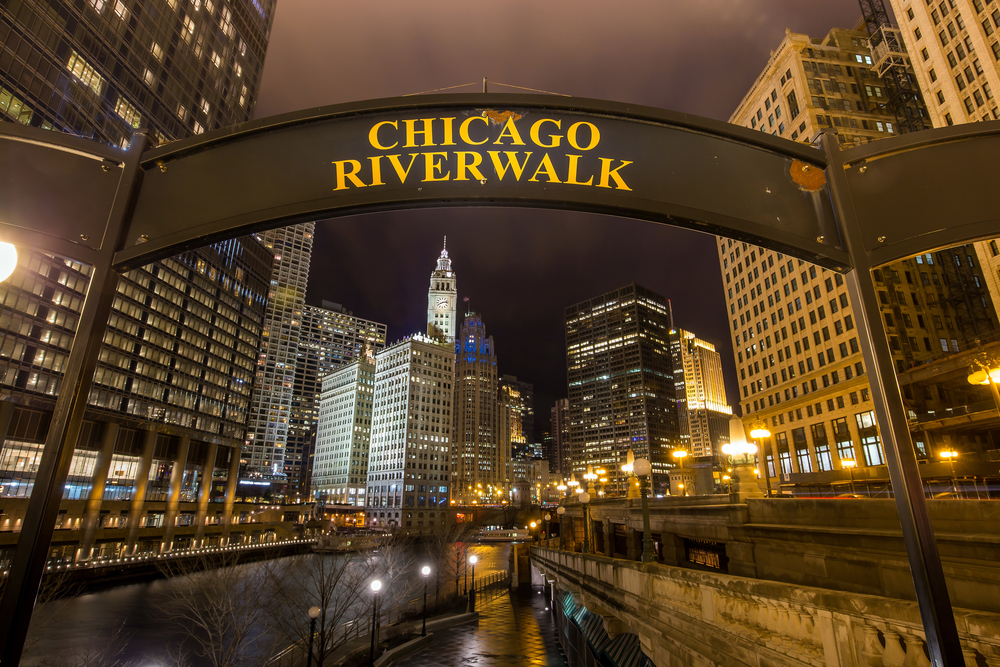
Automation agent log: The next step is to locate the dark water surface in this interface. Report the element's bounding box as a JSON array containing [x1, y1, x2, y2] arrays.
[[22, 543, 511, 666]]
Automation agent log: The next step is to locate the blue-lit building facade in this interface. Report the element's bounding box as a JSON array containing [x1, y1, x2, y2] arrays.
[[452, 311, 500, 505], [565, 284, 680, 495]]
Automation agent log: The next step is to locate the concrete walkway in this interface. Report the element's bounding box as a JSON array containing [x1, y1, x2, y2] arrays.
[[406, 586, 568, 666]]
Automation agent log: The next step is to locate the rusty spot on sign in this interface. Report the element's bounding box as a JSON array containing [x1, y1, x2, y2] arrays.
[[790, 160, 826, 191], [481, 109, 522, 124]]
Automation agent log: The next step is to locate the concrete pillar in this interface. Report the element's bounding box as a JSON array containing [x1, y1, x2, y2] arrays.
[[77, 423, 119, 562], [625, 527, 637, 561], [160, 435, 191, 553], [193, 442, 218, 548], [602, 518, 613, 557], [221, 445, 241, 545], [126, 429, 157, 555]]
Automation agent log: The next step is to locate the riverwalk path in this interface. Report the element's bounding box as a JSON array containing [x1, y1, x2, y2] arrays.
[[406, 585, 568, 666]]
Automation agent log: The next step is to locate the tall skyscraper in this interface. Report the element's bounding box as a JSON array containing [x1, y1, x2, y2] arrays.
[[882, 0, 1000, 334], [669, 328, 731, 458], [549, 398, 571, 477], [499, 374, 534, 459], [0, 0, 274, 146], [427, 238, 458, 343], [285, 302, 387, 499], [0, 236, 271, 558], [452, 311, 500, 504], [565, 284, 679, 494], [0, 0, 276, 560], [726, 25, 999, 491], [312, 352, 375, 506], [245, 223, 315, 479], [365, 334, 454, 534]]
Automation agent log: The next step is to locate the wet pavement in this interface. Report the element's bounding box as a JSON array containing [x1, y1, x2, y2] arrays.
[[408, 585, 568, 666]]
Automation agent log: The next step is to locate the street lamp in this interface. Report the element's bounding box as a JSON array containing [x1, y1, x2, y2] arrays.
[[420, 565, 431, 637], [749, 420, 773, 498], [543, 513, 551, 547], [0, 242, 17, 283], [468, 554, 478, 612], [633, 458, 655, 563], [842, 458, 857, 495], [722, 475, 731, 494], [306, 606, 320, 667], [368, 579, 382, 667], [556, 506, 566, 549], [530, 521, 538, 543], [579, 492, 591, 554], [940, 450, 959, 497]]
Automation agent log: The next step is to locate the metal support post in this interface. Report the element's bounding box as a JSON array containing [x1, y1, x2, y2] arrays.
[[821, 131, 964, 666], [0, 133, 149, 666], [639, 476, 654, 563]]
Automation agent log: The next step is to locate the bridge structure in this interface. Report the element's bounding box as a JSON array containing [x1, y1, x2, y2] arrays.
[[529, 493, 1000, 667]]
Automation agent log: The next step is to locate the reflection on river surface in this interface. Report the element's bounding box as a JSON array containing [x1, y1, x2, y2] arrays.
[[22, 543, 511, 666]]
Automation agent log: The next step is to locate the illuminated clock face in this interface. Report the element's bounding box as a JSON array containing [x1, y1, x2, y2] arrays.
[[436, 297, 449, 310]]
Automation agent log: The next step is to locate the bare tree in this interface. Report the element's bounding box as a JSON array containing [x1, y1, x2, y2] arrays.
[[425, 523, 473, 606], [157, 553, 282, 667], [267, 551, 374, 666]]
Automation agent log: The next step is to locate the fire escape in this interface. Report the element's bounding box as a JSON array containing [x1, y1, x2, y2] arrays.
[[858, 0, 933, 133]]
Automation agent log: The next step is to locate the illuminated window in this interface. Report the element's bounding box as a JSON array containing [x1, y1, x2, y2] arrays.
[[114, 96, 141, 128], [66, 51, 104, 95]]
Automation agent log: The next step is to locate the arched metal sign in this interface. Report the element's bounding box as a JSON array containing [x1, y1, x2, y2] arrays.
[[2, 94, 1000, 667]]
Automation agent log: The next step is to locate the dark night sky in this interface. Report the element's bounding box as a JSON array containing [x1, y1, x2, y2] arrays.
[[253, 1, 862, 438]]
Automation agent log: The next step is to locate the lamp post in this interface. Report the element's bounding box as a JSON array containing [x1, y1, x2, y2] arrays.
[[418, 565, 431, 637], [306, 606, 320, 667], [543, 513, 551, 547], [579, 492, 591, 554], [940, 450, 959, 497], [749, 420, 773, 498], [842, 458, 857, 495], [721, 438, 759, 498], [368, 579, 382, 667], [633, 458, 655, 563], [468, 554, 478, 612], [672, 450, 688, 496], [530, 521, 538, 543], [722, 474, 731, 494], [556, 506, 566, 549]]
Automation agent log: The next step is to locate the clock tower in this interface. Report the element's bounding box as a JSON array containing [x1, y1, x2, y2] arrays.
[[427, 237, 458, 342]]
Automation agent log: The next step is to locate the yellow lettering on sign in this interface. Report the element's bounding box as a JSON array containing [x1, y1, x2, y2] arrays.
[[369, 156, 385, 186], [488, 151, 532, 181], [460, 116, 489, 145], [403, 118, 437, 148], [422, 152, 450, 182], [332, 160, 367, 190], [493, 117, 526, 145], [530, 119, 562, 148], [387, 154, 420, 183], [565, 155, 593, 186], [597, 158, 632, 190], [441, 117, 457, 146], [455, 152, 486, 181], [567, 122, 599, 151], [368, 121, 398, 150], [528, 154, 561, 183]]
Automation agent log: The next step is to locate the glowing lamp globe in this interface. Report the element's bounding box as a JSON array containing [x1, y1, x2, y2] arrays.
[[556, 506, 566, 515], [579, 492, 591, 503], [469, 554, 478, 564], [0, 242, 17, 283], [308, 606, 321, 619], [370, 579, 382, 593], [632, 458, 652, 476], [421, 565, 431, 576]]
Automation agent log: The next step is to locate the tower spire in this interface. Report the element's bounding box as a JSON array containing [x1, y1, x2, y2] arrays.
[[443, 235, 447, 251]]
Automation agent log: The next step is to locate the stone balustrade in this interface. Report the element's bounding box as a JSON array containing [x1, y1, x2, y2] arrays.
[[531, 546, 1000, 667]]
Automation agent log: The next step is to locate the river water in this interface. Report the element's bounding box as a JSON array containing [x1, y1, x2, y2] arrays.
[[21, 543, 512, 667]]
